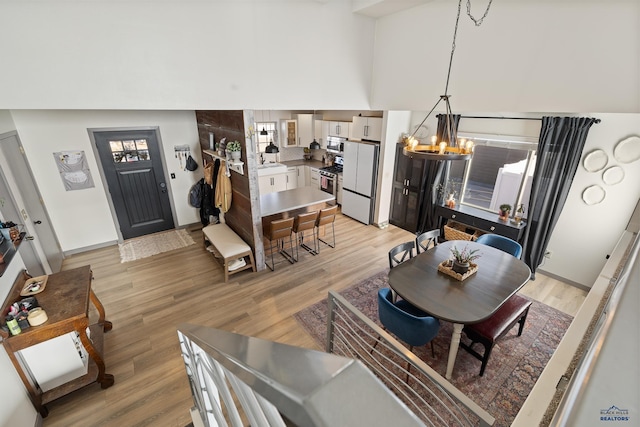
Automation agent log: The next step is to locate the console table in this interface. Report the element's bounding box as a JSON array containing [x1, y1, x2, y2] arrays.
[[436, 204, 526, 242], [0, 265, 114, 417]]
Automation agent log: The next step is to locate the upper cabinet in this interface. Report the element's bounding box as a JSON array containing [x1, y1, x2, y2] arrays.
[[315, 120, 329, 148], [328, 121, 351, 138], [351, 116, 382, 142], [297, 114, 325, 148], [281, 119, 298, 147]]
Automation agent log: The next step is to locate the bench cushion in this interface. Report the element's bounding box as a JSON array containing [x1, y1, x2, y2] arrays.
[[202, 223, 250, 258], [466, 294, 532, 342]]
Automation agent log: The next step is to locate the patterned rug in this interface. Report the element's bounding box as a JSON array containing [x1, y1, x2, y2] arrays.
[[118, 229, 195, 263], [293, 270, 573, 427]]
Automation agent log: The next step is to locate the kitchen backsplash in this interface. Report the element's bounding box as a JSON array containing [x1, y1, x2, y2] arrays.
[[278, 146, 327, 162]]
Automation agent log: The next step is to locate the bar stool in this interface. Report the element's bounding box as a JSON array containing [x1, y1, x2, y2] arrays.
[[292, 211, 319, 261], [264, 217, 295, 271], [315, 205, 338, 253]]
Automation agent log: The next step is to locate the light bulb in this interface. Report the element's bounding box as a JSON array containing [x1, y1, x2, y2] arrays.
[[439, 142, 447, 154]]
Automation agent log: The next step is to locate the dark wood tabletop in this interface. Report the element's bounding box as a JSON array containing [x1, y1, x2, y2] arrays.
[[388, 240, 531, 324]]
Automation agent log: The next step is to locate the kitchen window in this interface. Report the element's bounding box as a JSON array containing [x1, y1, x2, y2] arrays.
[[255, 122, 278, 153], [448, 133, 537, 218]]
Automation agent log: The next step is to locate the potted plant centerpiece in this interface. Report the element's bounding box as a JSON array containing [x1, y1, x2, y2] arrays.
[[499, 203, 512, 221], [227, 140, 242, 161], [450, 244, 481, 275]]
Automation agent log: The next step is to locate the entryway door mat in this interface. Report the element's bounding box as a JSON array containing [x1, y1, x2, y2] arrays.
[[119, 229, 195, 263]]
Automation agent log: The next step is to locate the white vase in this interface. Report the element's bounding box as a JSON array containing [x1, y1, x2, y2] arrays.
[[230, 151, 241, 161]]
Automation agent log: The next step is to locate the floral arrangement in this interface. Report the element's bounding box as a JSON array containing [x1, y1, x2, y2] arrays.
[[450, 244, 481, 264], [226, 140, 242, 152]]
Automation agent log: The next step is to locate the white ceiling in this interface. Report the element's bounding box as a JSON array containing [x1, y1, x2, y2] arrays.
[[352, 0, 433, 18]]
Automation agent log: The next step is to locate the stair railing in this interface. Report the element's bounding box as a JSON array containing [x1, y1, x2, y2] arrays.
[[178, 324, 426, 427]]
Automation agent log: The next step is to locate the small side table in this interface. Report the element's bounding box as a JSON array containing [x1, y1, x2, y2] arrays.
[[0, 265, 114, 417]]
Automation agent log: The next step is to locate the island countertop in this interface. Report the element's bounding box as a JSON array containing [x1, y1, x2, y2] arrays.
[[261, 187, 335, 217]]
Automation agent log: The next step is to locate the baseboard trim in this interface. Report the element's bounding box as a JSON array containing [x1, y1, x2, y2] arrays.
[[63, 240, 119, 257], [537, 269, 590, 292]]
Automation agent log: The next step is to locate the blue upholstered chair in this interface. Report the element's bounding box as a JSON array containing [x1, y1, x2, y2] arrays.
[[377, 288, 440, 358], [475, 233, 522, 259], [415, 229, 440, 254]]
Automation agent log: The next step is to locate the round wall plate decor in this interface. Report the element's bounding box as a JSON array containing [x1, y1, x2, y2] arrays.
[[602, 166, 625, 185], [582, 185, 606, 205], [613, 135, 640, 164], [583, 149, 608, 172]]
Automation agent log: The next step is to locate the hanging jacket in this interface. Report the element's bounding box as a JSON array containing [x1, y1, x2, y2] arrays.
[[215, 163, 232, 213]]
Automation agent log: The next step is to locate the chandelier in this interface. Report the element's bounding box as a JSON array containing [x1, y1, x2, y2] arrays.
[[403, 0, 493, 161]]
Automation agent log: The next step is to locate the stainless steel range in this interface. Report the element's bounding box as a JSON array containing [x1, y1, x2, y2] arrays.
[[319, 156, 343, 202]]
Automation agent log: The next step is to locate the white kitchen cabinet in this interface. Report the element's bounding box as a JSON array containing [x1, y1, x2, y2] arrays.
[[309, 167, 320, 189], [297, 165, 307, 187], [315, 120, 329, 148], [328, 121, 350, 138], [351, 116, 382, 141], [296, 114, 313, 147], [281, 119, 298, 147], [337, 174, 343, 205], [286, 167, 298, 190], [259, 173, 287, 194]]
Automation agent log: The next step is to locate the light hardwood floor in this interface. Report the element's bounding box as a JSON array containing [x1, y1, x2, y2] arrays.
[[41, 213, 586, 427]]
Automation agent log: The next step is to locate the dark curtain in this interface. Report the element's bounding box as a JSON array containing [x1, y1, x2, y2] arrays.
[[416, 114, 461, 233], [522, 116, 599, 278]]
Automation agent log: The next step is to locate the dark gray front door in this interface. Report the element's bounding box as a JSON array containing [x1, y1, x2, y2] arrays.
[[94, 129, 174, 240]]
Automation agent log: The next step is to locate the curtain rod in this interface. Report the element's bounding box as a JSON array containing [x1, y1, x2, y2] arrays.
[[443, 114, 601, 124]]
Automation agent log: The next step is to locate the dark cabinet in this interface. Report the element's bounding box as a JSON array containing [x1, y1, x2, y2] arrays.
[[389, 144, 425, 233], [435, 204, 526, 242]]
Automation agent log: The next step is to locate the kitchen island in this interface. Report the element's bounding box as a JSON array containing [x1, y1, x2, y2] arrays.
[[261, 187, 334, 217], [260, 187, 335, 235]]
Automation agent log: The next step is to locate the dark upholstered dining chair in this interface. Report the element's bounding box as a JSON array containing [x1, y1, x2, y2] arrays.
[[461, 232, 529, 376]]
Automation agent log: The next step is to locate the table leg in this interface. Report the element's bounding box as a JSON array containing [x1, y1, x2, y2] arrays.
[[90, 289, 112, 332], [446, 323, 464, 380]]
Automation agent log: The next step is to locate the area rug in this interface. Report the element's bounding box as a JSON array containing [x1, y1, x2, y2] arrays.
[[118, 229, 195, 263], [293, 270, 573, 427]]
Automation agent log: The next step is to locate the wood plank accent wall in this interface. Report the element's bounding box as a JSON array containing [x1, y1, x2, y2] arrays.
[[195, 110, 257, 252]]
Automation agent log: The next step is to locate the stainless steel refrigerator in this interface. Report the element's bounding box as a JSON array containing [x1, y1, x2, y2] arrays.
[[341, 140, 379, 224]]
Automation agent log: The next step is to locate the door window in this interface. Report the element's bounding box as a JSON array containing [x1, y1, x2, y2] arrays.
[[109, 139, 150, 163]]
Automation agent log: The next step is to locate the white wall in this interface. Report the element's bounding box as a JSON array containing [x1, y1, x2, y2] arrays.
[[542, 114, 640, 286], [372, 1, 640, 113], [9, 110, 201, 252], [0, 1, 376, 110], [0, 111, 16, 134]]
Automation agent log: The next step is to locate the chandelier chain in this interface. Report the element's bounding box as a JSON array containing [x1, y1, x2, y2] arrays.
[[466, 0, 493, 26], [408, 0, 494, 144]]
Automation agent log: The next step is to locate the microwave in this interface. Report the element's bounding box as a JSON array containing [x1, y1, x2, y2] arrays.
[[326, 136, 345, 154]]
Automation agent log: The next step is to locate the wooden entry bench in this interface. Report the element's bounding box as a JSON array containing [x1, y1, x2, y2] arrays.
[[460, 293, 532, 376], [202, 223, 256, 282]]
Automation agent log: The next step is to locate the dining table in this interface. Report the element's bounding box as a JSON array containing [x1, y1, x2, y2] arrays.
[[387, 239, 531, 379]]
